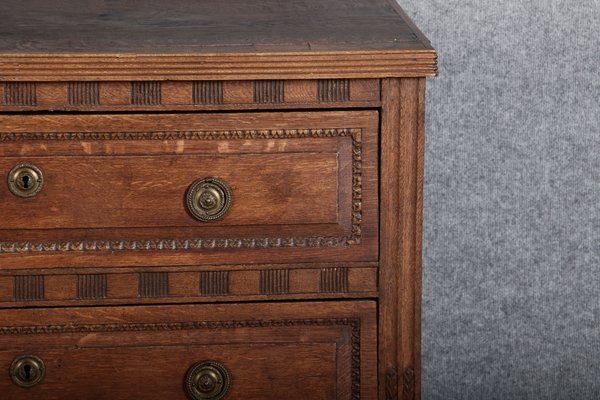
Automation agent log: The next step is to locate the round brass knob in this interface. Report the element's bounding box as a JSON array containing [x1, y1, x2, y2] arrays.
[[7, 164, 44, 198], [185, 360, 231, 400], [9, 355, 46, 388], [186, 177, 232, 222]]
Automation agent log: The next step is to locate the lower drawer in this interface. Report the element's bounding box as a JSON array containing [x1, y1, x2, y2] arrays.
[[0, 301, 376, 400]]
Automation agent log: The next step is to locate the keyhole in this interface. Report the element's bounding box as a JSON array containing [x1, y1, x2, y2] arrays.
[[21, 175, 30, 189], [23, 364, 32, 380]]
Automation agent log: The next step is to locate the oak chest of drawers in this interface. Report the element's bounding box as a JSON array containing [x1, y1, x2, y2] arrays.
[[0, 1, 436, 399]]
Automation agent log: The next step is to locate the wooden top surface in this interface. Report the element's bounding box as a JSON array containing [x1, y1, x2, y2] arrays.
[[0, 0, 436, 80]]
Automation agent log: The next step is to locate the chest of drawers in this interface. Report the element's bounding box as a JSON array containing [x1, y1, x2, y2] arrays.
[[0, 1, 436, 399]]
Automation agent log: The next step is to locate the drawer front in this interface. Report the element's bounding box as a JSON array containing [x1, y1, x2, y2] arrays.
[[0, 111, 378, 268], [0, 301, 377, 400]]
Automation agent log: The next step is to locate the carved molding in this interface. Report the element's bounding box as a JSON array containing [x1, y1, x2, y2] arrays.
[[318, 79, 350, 102], [200, 271, 229, 296], [193, 81, 223, 105], [1, 80, 380, 110], [385, 368, 398, 400], [131, 81, 161, 105], [254, 80, 284, 103], [77, 274, 107, 300], [0, 317, 361, 398], [403, 367, 415, 399], [13, 275, 44, 301], [0, 266, 377, 304], [260, 269, 289, 295], [0, 128, 362, 254], [3, 82, 36, 106], [320, 267, 349, 293], [68, 82, 99, 105], [139, 272, 169, 298]]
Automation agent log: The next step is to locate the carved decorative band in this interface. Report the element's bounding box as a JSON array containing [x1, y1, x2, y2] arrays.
[[0, 266, 378, 305], [0, 79, 380, 109], [0, 317, 361, 399], [0, 128, 362, 254]]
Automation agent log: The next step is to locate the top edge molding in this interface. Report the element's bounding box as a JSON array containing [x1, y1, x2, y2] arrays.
[[0, 51, 438, 81]]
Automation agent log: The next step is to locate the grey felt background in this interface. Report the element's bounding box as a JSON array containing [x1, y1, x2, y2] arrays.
[[397, 1, 600, 399]]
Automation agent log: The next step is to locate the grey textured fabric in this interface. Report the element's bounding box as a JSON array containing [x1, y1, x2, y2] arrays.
[[397, 1, 600, 399]]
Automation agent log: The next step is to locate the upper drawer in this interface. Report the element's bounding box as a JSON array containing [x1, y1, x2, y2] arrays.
[[0, 111, 378, 268]]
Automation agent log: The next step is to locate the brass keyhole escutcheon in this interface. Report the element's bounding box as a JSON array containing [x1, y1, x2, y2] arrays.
[[185, 360, 231, 400], [9, 355, 46, 388], [186, 177, 232, 222], [7, 164, 44, 198]]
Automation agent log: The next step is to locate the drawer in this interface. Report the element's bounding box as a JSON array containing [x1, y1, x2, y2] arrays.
[[0, 301, 377, 400], [0, 111, 378, 268]]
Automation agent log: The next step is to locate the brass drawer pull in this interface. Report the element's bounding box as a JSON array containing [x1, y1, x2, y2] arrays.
[[186, 177, 232, 222], [185, 360, 231, 400], [7, 164, 44, 198], [9, 355, 46, 388]]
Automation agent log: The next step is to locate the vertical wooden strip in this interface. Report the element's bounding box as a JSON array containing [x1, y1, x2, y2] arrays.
[[4, 82, 36, 106], [138, 272, 169, 298], [380, 78, 402, 400], [77, 274, 107, 299], [200, 271, 229, 296], [414, 78, 426, 400], [379, 78, 422, 400], [13, 275, 44, 301]]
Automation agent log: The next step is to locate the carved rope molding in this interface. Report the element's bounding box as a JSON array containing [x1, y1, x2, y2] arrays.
[[0, 317, 362, 400], [0, 128, 363, 254]]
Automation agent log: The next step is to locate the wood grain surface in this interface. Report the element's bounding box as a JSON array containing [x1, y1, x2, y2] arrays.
[[0, 0, 437, 80], [0, 301, 377, 400]]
